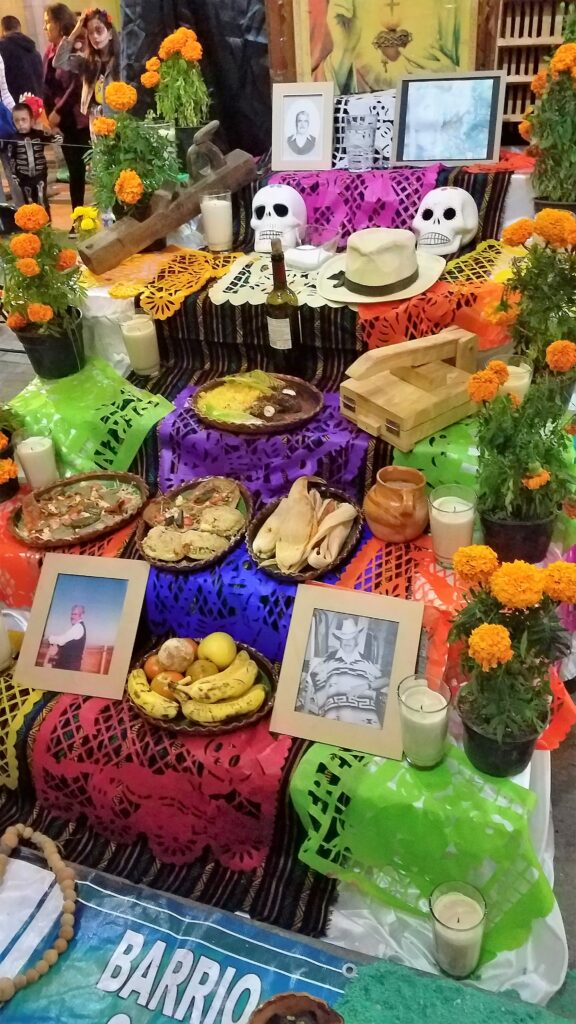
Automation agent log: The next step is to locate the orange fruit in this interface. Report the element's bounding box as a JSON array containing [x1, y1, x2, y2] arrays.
[[151, 671, 183, 701], [143, 654, 162, 680]]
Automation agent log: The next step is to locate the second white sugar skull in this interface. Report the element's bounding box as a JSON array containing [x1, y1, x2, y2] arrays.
[[412, 187, 479, 256], [251, 184, 307, 253]]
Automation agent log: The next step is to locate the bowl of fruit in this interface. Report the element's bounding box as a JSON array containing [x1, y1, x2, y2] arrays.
[[126, 631, 277, 734]]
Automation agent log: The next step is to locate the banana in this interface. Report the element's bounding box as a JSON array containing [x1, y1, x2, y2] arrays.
[[127, 668, 179, 720], [181, 683, 267, 723], [184, 659, 259, 703], [176, 650, 251, 697]]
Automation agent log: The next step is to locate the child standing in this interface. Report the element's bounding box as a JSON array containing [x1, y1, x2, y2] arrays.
[[5, 101, 55, 213]]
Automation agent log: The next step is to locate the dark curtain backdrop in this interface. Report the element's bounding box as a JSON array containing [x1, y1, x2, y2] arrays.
[[121, 0, 271, 155]]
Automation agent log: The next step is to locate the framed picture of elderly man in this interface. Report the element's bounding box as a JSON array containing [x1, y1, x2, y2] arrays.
[[271, 585, 423, 758]]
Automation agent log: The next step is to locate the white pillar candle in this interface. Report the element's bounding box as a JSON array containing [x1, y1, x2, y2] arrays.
[[200, 191, 233, 252], [120, 316, 160, 376], [399, 677, 450, 768], [500, 362, 532, 402], [429, 487, 475, 566], [16, 436, 59, 490], [430, 885, 486, 978]]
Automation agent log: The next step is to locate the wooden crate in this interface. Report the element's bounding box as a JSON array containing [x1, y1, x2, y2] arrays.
[[496, 0, 564, 122]]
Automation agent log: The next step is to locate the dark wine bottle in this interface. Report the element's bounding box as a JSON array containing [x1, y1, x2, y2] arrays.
[[265, 238, 301, 375]]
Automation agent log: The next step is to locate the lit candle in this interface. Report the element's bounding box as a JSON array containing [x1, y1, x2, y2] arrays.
[[398, 676, 450, 769], [429, 485, 475, 567], [500, 362, 532, 402], [16, 436, 59, 490], [200, 190, 233, 252], [120, 316, 160, 376], [430, 882, 486, 978]]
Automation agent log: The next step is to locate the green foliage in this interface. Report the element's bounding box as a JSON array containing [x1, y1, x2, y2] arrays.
[[475, 377, 575, 521], [0, 405, 22, 433], [155, 56, 210, 127], [458, 666, 550, 743], [529, 5, 576, 201], [0, 226, 84, 336], [90, 112, 180, 213], [505, 245, 576, 370]]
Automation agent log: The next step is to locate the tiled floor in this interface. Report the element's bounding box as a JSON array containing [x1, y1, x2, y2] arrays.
[[0, 325, 35, 403]]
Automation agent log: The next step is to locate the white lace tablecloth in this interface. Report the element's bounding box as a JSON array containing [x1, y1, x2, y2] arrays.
[[208, 253, 341, 308]]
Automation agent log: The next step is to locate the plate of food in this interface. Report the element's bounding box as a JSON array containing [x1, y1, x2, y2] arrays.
[[127, 631, 277, 734], [191, 370, 324, 434], [247, 476, 362, 582], [9, 471, 148, 549], [136, 476, 252, 571]]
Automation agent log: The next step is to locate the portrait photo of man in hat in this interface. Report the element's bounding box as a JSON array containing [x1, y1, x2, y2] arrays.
[[297, 611, 398, 728]]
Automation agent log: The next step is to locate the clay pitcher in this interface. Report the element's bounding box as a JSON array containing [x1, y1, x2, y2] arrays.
[[363, 467, 428, 542]]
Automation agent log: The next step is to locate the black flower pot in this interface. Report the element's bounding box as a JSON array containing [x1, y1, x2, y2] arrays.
[[0, 476, 19, 503], [458, 702, 541, 777], [16, 314, 85, 381], [533, 197, 576, 215], [480, 512, 555, 564]]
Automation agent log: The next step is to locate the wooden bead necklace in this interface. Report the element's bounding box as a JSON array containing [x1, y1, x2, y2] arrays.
[[0, 824, 76, 1004]]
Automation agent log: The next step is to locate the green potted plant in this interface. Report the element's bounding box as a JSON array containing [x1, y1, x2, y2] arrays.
[[1, 204, 85, 380], [449, 544, 575, 775], [141, 27, 210, 169], [499, 211, 576, 375], [90, 82, 180, 241], [519, 5, 576, 210], [0, 405, 22, 460], [467, 356, 576, 562]]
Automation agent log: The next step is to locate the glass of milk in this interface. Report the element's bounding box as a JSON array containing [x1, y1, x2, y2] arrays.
[[200, 189, 233, 252]]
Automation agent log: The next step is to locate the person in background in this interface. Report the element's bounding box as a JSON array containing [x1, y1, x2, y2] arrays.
[[0, 16, 43, 104], [4, 101, 56, 213], [43, 3, 90, 213], [47, 604, 87, 670], [53, 7, 120, 119]]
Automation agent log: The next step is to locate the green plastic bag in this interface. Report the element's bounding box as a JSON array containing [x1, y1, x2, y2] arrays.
[[10, 358, 172, 475], [290, 743, 554, 964]]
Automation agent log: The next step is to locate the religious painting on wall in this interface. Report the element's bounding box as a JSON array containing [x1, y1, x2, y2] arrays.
[[293, 0, 479, 94]]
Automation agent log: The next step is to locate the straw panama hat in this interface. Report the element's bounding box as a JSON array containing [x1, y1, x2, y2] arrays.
[[317, 227, 445, 304], [332, 617, 363, 639]]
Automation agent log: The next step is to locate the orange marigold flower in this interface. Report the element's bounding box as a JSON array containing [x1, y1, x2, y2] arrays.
[[567, 222, 576, 248], [467, 368, 500, 403], [10, 233, 41, 258], [490, 561, 544, 608], [486, 360, 509, 385], [56, 248, 77, 271], [0, 458, 18, 484], [158, 34, 178, 59], [141, 70, 160, 88], [104, 81, 137, 112], [550, 42, 576, 77], [14, 203, 49, 232], [468, 623, 513, 672], [501, 218, 534, 247], [146, 56, 161, 72], [546, 340, 576, 373], [542, 561, 576, 604], [0, 431, 8, 451], [453, 545, 499, 588], [16, 257, 40, 277], [564, 417, 576, 436], [181, 40, 203, 62], [114, 168, 144, 205], [522, 468, 551, 490], [563, 496, 576, 520], [531, 68, 548, 96], [482, 300, 519, 326], [6, 311, 27, 330], [27, 302, 54, 324], [534, 208, 576, 248], [92, 115, 117, 136], [509, 393, 522, 408], [518, 120, 532, 142]]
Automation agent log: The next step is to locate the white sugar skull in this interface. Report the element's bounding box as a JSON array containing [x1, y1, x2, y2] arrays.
[[412, 187, 479, 256], [251, 184, 307, 253]]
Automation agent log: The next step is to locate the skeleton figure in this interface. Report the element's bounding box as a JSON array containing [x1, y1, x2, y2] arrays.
[[251, 184, 307, 253], [412, 187, 479, 256]]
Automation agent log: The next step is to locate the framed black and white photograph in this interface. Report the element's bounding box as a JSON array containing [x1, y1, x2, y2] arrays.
[[391, 71, 506, 166], [16, 554, 149, 699], [271, 585, 424, 758], [272, 82, 335, 171]]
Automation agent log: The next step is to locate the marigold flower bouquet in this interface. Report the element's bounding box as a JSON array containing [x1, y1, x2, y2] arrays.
[[90, 82, 179, 216], [468, 355, 576, 561], [520, 6, 576, 203], [497, 209, 576, 373], [142, 28, 210, 128], [449, 545, 575, 774]]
